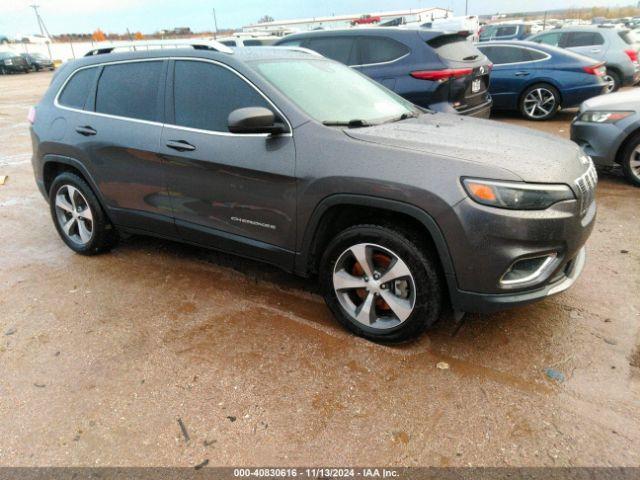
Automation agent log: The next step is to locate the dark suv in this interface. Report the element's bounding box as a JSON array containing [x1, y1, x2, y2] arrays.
[[0, 51, 30, 74], [30, 43, 596, 342], [275, 28, 493, 117]]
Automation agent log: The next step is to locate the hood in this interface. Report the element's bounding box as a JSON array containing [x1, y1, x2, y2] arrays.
[[581, 89, 640, 112], [344, 113, 586, 183]]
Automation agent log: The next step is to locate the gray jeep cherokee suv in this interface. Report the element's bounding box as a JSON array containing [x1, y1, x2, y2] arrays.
[[29, 43, 597, 342]]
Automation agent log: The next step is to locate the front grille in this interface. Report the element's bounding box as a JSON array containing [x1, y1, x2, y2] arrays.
[[574, 164, 598, 215]]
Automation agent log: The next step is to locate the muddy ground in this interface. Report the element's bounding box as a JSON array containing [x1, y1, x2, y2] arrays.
[[0, 71, 639, 467]]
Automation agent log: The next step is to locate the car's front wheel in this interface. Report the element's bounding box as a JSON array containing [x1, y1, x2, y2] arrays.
[[520, 84, 560, 121], [49, 172, 118, 254], [320, 225, 442, 342], [620, 133, 640, 187]]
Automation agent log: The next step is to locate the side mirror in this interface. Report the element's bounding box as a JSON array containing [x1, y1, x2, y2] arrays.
[[228, 107, 287, 135]]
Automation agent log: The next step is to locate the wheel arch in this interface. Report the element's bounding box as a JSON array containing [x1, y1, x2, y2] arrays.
[[615, 127, 640, 165], [295, 194, 457, 292], [42, 155, 110, 217]]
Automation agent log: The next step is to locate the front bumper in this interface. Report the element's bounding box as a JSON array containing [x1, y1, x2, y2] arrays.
[[570, 119, 628, 167], [450, 247, 586, 313]]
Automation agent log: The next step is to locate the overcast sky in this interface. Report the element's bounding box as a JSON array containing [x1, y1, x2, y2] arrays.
[[0, 0, 635, 37]]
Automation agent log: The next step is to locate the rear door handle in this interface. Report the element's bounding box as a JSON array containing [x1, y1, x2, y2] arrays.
[[75, 125, 97, 136], [590, 48, 602, 53], [166, 140, 196, 152], [515, 71, 530, 76]]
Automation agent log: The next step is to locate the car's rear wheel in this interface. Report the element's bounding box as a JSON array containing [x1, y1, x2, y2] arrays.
[[620, 134, 640, 187], [49, 172, 118, 254], [520, 84, 560, 121], [603, 70, 620, 93], [320, 225, 442, 342]]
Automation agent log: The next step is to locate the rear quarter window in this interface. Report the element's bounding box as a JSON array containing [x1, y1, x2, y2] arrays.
[[564, 31, 604, 47], [619, 30, 634, 44], [427, 35, 483, 62], [356, 37, 409, 65], [58, 67, 99, 110]]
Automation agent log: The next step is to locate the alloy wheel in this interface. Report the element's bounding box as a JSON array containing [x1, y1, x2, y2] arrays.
[[523, 88, 557, 119], [629, 146, 640, 181], [54, 185, 94, 245], [332, 243, 416, 330], [602, 74, 616, 93]]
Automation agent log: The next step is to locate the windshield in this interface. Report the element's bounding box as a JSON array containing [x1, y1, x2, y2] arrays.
[[252, 58, 418, 125]]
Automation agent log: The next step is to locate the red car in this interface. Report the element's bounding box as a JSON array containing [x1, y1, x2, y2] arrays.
[[352, 15, 381, 25]]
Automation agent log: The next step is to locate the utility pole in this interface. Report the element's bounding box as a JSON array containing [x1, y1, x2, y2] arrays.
[[465, 0, 469, 16], [30, 5, 51, 39], [30, 5, 52, 59], [212, 8, 219, 39]]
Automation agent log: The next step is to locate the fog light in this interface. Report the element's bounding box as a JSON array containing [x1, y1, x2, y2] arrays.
[[500, 253, 558, 288]]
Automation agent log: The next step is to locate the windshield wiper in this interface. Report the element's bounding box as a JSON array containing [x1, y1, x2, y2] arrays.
[[382, 112, 420, 124], [322, 119, 371, 128], [463, 54, 479, 61]]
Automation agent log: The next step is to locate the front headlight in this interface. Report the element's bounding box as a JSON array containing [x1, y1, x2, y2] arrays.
[[462, 178, 575, 210], [577, 111, 633, 123]]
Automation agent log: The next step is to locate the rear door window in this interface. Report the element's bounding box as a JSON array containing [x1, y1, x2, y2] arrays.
[[495, 26, 517, 37], [172, 60, 270, 132], [95, 61, 163, 122], [479, 46, 531, 65], [563, 32, 604, 47], [58, 67, 98, 110], [355, 37, 409, 65], [304, 37, 357, 64]]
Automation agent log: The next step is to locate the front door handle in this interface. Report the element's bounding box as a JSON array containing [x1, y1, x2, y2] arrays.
[[75, 125, 97, 136], [590, 48, 602, 53], [166, 140, 196, 152], [515, 71, 530, 77]]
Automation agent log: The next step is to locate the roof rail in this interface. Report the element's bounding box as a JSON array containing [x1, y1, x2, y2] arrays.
[[84, 40, 234, 57]]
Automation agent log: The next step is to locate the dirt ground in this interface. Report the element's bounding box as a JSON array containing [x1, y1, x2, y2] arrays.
[[1, 71, 639, 468]]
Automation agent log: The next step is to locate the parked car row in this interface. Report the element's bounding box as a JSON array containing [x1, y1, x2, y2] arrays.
[[527, 26, 640, 92], [276, 29, 493, 117], [0, 51, 54, 74]]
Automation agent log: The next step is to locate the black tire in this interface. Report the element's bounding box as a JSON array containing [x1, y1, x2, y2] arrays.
[[604, 69, 621, 93], [49, 172, 118, 255], [519, 83, 560, 121], [0, 67, 5, 75], [620, 133, 640, 187], [320, 224, 443, 343]]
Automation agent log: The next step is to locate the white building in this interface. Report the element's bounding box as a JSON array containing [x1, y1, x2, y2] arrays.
[[243, 8, 451, 34]]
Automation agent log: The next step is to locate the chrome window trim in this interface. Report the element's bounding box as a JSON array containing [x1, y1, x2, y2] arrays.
[[54, 57, 293, 138], [477, 45, 551, 66], [350, 52, 410, 68]]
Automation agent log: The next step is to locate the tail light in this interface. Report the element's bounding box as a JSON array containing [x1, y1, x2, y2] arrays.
[[410, 68, 473, 82], [583, 63, 606, 76], [625, 49, 639, 64], [27, 106, 36, 125]]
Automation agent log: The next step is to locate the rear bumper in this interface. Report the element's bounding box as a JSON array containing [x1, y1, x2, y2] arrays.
[[458, 99, 492, 118], [427, 97, 493, 118], [450, 247, 587, 313]]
